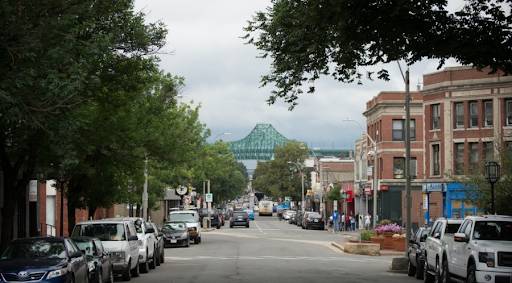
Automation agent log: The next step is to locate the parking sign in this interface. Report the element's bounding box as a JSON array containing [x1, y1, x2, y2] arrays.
[[205, 193, 213, 203]]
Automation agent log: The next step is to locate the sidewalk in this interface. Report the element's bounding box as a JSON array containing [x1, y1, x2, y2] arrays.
[[327, 228, 405, 256]]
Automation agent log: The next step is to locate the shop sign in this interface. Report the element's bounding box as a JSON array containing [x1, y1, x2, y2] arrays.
[[422, 183, 445, 192]]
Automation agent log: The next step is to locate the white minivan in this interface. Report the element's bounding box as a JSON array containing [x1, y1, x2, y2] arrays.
[[72, 219, 140, 281]]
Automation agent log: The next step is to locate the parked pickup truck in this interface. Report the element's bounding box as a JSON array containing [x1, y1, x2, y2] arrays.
[[437, 215, 512, 283], [423, 218, 464, 283]]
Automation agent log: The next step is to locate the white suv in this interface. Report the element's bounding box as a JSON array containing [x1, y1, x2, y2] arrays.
[[105, 217, 157, 273], [72, 219, 140, 281], [168, 210, 202, 244]]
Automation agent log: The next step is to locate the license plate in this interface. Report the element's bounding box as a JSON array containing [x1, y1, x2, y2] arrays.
[[237, 217, 243, 220], [211, 216, 215, 219], [170, 239, 177, 244], [314, 219, 318, 222]]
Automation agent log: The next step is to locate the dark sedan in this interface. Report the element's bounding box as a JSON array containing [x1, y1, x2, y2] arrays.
[[73, 236, 114, 283], [302, 212, 324, 230], [230, 211, 249, 228], [162, 221, 190, 248], [148, 222, 165, 265], [407, 226, 431, 279], [0, 237, 89, 283]]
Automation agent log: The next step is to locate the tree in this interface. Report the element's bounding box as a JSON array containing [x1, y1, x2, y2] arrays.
[[448, 144, 512, 215], [243, 0, 512, 109], [252, 140, 309, 201], [0, 0, 167, 249]]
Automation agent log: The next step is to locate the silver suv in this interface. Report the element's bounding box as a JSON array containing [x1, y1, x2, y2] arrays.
[[72, 219, 140, 281], [104, 217, 157, 273]]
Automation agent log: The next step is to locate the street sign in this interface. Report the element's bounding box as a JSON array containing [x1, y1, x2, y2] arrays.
[[184, 195, 192, 204], [205, 193, 213, 203]]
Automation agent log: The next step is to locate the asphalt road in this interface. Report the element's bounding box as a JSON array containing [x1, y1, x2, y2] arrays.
[[120, 214, 420, 283]]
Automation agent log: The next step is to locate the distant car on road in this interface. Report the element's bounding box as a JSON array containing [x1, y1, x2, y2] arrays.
[[283, 210, 296, 221], [230, 211, 250, 228], [0, 237, 89, 283], [302, 212, 324, 230]]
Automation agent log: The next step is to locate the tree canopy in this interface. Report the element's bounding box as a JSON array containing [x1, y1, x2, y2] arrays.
[[243, 0, 512, 109]]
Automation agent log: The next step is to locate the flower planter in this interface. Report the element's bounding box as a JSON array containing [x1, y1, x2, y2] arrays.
[[393, 237, 406, 251], [370, 237, 384, 250], [382, 232, 395, 249]]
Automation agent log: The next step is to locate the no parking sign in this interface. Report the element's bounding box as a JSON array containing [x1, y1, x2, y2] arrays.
[[205, 193, 213, 203]]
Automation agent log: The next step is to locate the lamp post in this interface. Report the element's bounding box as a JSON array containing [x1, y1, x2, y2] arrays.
[[484, 161, 500, 214], [58, 169, 66, 237], [213, 132, 231, 142], [288, 161, 305, 213], [343, 118, 378, 229]]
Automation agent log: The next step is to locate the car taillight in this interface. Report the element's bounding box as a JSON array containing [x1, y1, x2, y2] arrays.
[[307, 218, 311, 221], [230, 217, 234, 221]]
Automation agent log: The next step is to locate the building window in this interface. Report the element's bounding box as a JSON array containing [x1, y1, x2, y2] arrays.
[[454, 143, 465, 174], [432, 144, 440, 175], [469, 142, 479, 172], [455, 102, 464, 128], [483, 142, 493, 161], [507, 100, 512, 126], [392, 119, 416, 141], [469, 101, 478, 128], [484, 100, 493, 126], [393, 157, 417, 179], [432, 104, 440, 130]]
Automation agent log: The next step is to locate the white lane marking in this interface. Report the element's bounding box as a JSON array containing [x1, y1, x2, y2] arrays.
[[165, 255, 392, 264]]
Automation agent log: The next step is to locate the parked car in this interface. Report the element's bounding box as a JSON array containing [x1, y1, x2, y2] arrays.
[[72, 218, 140, 281], [162, 221, 191, 248], [289, 212, 297, 225], [73, 236, 114, 283], [0, 237, 89, 283], [199, 208, 221, 229], [230, 211, 250, 228], [104, 217, 157, 273], [283, 210, 296, 221], [168, 210, 202, 244], [295, 211, 305, 226], [302, 212, 324, 230], [148, 222, 165, 266], [406, 226, 431, 279]]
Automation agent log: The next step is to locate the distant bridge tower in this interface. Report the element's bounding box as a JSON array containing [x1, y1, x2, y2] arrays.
[[229, 124, 294, 161]]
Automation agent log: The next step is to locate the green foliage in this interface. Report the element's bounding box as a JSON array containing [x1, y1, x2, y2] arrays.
[[243, 0, 512, 110], [326, 184, 342, 203], [360, 230, 375, 241], [448, 144, 512, 215], [252, 140, 309, 201]]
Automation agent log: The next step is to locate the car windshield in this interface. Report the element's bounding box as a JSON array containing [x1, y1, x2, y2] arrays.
[[74, 240, 97, 256], [1, 241, 67, 260], [169, 213, 196, 223], [446, 223, 461, 234], [233, 213, 247, 217], [473, 221, 512, 241], [308, 213, 321, 218], [72, 223, 126, 241], [163, 222, 187, 231]]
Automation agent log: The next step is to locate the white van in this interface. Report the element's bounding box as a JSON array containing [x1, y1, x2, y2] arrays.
[[72, 219, 140, 281], [168, 210, 202, 244]]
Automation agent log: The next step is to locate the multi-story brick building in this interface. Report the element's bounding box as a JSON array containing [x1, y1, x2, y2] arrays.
[[357, 66, 512, 228]]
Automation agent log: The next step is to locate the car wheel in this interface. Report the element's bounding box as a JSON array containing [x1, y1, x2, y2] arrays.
[[186, 238, 190, 247], [155, 248, 161, 266], [217, 224, 221, 229], [160, 248, 165, 263], [140, 257, 149, 273], [434, 259, 441, 283], [131, 260, 139, 278], [424, 260, 434, 283], [408, 258, 416, 276], [122, 261, 131, 281], [441, 259, 451, 283], [467, 264, 476, 283], [149, 249, 156, 270], [246, 224, 249, 228], [416, 258, 424, 279], [194, 236, 200, 244]]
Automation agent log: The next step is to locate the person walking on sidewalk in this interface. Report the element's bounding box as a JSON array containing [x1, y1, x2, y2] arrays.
[[365, 212, 371, 230], [350, 213, 356, 230], [332, 211, 339, 232], [340, 212, 345, 231], [345, 213, 350, 231]]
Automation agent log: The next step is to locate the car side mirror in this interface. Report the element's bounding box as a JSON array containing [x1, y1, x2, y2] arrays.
[[102, 251, 110, 258], [146, 226, 155, 233], [128, 235, 138, 241], [71, 251, 83, 258]]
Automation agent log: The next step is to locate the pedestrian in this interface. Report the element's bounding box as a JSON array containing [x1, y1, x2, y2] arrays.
[[350, 214, 356, 230], [345, 213, 350, 231], [365, 212, 371, 230], [328, 215, 334, 231], [278, 209, 283, 221], [355, 213, 360, 229], [332, 210, 339, 232], [341, 212, 345, 231]]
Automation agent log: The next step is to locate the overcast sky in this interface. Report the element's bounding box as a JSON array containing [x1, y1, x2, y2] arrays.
[[134, 0, 463, 150]]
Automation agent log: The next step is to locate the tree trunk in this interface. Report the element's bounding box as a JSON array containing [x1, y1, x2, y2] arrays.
[[68, 200, 76, 237]]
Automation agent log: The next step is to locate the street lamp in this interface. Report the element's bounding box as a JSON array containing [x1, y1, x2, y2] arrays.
[[213, 132, 231, 142], [343, 118, 378, 229], [58, 169, 66, 237], [484, 161, 500, 214], [288, 161, 305, 213]]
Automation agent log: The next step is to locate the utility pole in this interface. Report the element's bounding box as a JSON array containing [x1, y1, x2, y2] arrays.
[[405, 69, 412, 252], [142, 158, 148, 221]]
